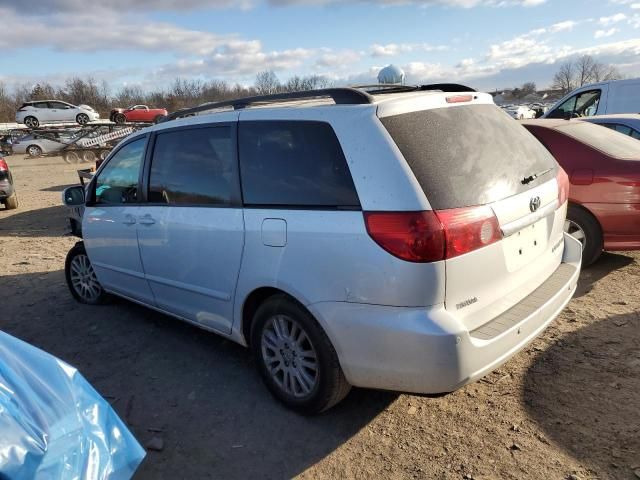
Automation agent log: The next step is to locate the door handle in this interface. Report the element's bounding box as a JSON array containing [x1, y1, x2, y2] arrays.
[[122, 214, 136, 225], [139, 214, 156, 225]]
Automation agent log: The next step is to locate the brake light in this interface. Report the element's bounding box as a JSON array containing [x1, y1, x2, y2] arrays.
[[556, 167, 569, 205], [364, 206, 502, 263], [0, 158, 7, 171], [446, 95, 473, 104]]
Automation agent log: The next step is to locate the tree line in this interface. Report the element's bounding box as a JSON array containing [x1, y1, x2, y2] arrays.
[[0, 71, 330, 123], [551, 55, 623, 95]]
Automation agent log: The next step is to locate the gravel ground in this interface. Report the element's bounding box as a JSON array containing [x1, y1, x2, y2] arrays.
[[1, 154, 638, 480]]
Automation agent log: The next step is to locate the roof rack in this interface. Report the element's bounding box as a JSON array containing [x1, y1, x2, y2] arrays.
[[165, 88, 374, 121]]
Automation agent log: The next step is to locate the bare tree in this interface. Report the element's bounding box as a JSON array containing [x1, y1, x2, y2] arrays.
[[521, 82, 537, 96], [254, 70, 281, 95], [591, 61, 623, 82], [552, 60, 576, 94], [575, 55, 596, 87]]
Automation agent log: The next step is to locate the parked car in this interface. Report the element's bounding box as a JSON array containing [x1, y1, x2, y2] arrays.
[[110, 105, 168, 124], [16, 101, 99, 128], [522, 119, 640, 265], [580, 114, 640, 140], [62, 87, 581, 413], [544, 78, 640, 119], [0, 156, 18, 209], [12, 132, 71, 157], [504, 105, 536, 120]]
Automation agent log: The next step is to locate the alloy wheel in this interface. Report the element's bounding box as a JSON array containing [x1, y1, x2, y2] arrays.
[[564, 219, 586, 251], [260, 315, 319, 398], [69, 254, 102, 303]]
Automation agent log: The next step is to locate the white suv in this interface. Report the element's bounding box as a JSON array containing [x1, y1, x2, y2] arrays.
[[62, 86, 582, 413], [16, 100, 99, 128]]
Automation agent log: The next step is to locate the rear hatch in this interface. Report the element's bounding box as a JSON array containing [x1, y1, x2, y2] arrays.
[[379, 102, 566, 331]]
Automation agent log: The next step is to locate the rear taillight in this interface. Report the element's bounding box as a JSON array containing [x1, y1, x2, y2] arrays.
[[446, 94, 473, 104], [436, 206, 502, 259], [556, 167, 569, 205], [0, 158, 8, 171], [364, 206, 502, 263]]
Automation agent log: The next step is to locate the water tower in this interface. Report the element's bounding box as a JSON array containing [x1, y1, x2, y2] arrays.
[[377, 65, 406, 85]]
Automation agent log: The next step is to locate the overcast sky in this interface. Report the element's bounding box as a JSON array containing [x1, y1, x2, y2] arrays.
[[1, 0, 639, 92]]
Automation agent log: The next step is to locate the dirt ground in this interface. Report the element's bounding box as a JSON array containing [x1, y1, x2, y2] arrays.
[[0, 154, 638, 480]]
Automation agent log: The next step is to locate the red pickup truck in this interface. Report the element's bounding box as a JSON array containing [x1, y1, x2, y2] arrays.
[[110, 105, 167, 124]]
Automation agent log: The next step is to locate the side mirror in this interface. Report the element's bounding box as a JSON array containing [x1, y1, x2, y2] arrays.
[[62, 185, 85, 206]]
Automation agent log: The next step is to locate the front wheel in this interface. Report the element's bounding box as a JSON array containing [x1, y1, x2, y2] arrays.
[[76, 113, 90, 125], [250, 295, 351, 414], [27, 145, 42, 157], [65, 242, 107, 305], [114, 113, 127, 125], [565, 205, 603, 267], [4, 193, 18, 210]]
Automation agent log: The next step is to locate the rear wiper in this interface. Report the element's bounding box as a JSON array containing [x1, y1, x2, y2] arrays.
[[521, 168, 553, 185]]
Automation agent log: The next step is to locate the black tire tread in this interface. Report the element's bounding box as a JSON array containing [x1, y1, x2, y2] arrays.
[[65, 242, 108, 305], [568, 204, 603, 267]]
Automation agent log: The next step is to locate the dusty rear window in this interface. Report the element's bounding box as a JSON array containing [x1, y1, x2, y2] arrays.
[[379, 104, 558, 209]]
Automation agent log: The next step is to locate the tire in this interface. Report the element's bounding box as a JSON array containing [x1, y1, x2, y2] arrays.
[[26, 144, 42, 157], [82, 150, 97, 163], [63, 151, 81, 164], [99, 149, 110, 161], [250, 294, 351, 414], [76, 113, 90, 125], [24, 116, 39, 128], [153, 114, 166, 124], [65, 242, 107, 305], [4, 193, 18, 210], [114, 113, 127, 125], [565, 205, 603, 267]]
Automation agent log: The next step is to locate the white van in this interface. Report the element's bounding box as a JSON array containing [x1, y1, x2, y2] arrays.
[[544, 78, 640, 119]]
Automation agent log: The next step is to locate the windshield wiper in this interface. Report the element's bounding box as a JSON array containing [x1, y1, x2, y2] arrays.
[[521, 168, 553, 185]]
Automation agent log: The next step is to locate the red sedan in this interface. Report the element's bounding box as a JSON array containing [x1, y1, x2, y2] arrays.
[[522, 119, 640, 265], [110, 105, 167, 124]]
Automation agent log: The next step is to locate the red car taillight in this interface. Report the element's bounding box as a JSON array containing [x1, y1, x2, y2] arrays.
[[0, 158, 8, 171], [556, 167, 569, 205], [364, 206, 502, 263]]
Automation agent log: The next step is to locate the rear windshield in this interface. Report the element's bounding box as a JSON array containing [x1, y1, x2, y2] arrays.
[[380, 104, 557, 209], [557, 122, 640, 160]]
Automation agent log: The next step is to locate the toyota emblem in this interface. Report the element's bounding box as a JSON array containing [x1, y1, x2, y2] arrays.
[[530, 196, 541, 212]]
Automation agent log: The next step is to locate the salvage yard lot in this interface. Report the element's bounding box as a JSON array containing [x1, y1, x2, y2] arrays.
[[0, 154, 638, 480]]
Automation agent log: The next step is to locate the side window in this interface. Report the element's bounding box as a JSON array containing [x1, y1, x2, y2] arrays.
[[148, 126, 235, 206], [33, 102, 49, 109], [94, 138, 146, 205], [614, 125, 633, 136], [575, 90, 601, 117], [631, 130, 640, 140], [547, 89, 601, 119], [239, 121, 360, 208]]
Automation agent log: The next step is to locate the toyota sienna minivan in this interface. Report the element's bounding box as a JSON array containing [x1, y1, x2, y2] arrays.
[[63, 86, 582, 413]]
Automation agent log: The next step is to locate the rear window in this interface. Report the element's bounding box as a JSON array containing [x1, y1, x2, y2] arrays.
[[557, 122, 640, 160], [379, 104, 557, 209], [238, 121, 360, 208]]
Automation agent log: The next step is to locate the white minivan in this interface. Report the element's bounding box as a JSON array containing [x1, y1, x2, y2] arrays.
[[544, 78, 640, 119], [62, 86, 582, 413]]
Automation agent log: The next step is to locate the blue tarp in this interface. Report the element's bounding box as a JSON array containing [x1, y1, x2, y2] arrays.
[[0, 331, 145, 479]]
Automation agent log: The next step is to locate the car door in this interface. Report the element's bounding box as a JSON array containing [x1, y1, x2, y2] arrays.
[[50, 101, 74, 122], [32, 102, 51, 122], [82, 135, 156, 305], [136, 119, 245, 334]]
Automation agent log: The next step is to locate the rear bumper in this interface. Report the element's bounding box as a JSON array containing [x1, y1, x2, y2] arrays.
[[309, 233, 582, 394]]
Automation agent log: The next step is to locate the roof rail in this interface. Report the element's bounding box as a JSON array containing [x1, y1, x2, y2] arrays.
[[165, 88, 374, 121], [352, 83, 477, 96]]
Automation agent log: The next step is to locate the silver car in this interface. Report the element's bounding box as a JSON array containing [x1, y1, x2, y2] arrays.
[[62, 86, 582, 413], [16, 100, 99, 128]]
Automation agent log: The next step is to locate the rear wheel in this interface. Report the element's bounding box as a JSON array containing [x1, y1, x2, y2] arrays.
[[99, 149, 110, 161], [4, 193, 18, 210], [27, 145, 42, 157], [65, 242, 107, 305], [82, 150, 96, 163], [565, 205, 603, 267], [24, 116, 39, 128], [63, 151, 81, 164], [76, 113, 90, 125], [153, 114, 166, 124], [250, 295, 351, 413]]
